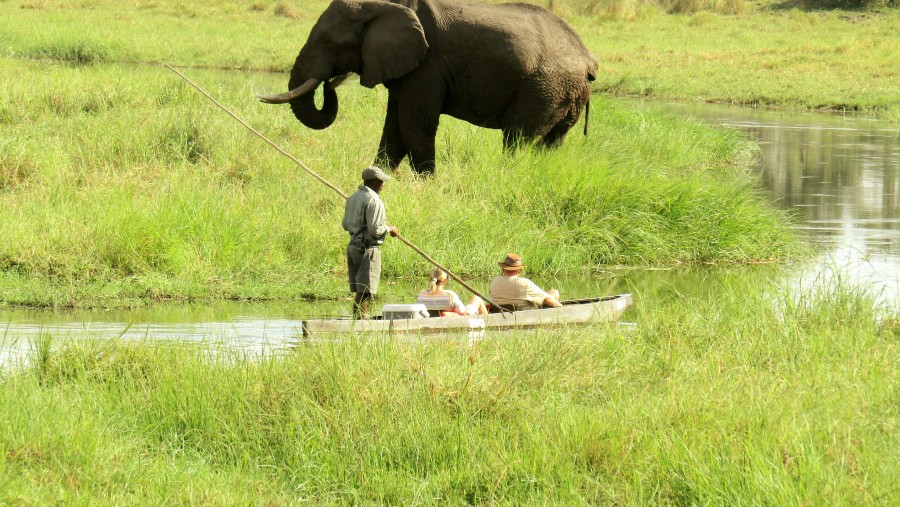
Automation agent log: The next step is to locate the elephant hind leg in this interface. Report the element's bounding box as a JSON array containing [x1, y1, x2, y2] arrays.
[[540, 107, 581, 148], [502, 127, 527, 152], [539, 86, 590, 148], [500, 86, 560, 150]]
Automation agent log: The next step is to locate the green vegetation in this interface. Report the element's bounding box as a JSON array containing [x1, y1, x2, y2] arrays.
[[0, 0, 895, 306], [2, 0, 896, 111], [0, 57, 800, 307], [0, 3, 895, 503], [1, 276, 896, 504], [540, 0, 898, 15], [568, 4, 900, 112]]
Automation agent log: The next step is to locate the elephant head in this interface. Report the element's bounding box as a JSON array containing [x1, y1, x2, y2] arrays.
[[258, 0, 428, 130]]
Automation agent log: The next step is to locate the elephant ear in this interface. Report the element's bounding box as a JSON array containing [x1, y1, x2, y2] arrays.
[[357, 1, 428, 88]]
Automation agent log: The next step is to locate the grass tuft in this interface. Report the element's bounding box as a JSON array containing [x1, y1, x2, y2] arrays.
[[876, 104, 900, 123], [25, 39, 112, 65], [0, 143, 35, 190], [273, 1, 302, 19]]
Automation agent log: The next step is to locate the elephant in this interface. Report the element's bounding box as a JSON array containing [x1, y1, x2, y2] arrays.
[[259, 0, 598, 175]]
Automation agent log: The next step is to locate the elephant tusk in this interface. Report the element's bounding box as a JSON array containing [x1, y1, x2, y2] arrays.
[[257, 78, 322, 104]]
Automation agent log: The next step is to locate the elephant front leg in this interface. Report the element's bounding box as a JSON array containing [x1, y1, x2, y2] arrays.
[[407, 143, 436, 176], [400, 109, 439, 176], [375, 97, 408, 171]]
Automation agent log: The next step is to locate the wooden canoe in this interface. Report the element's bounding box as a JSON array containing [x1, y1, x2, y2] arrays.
[[301, 293, 633, 337]]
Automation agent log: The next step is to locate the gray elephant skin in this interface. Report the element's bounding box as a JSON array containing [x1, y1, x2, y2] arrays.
[[260, 0, 599, 175]]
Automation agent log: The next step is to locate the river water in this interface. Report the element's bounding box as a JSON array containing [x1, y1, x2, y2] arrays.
[[2, 101, 898, 365], [650, 101, 899, 297]]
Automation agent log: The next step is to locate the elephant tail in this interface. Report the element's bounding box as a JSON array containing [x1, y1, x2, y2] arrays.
[[583, 98, 590, 137]]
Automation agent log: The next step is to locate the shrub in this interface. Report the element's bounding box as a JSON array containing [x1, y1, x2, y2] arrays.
[[798, 0, 897, 7]]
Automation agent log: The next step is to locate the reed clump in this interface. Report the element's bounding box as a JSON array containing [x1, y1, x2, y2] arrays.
[[273, 1, 304, 20], [26, 40, 113, 65]]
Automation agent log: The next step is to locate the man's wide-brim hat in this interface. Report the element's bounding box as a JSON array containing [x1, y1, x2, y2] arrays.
[[361, 165, 392, 182], [498, 253, 525, 271]]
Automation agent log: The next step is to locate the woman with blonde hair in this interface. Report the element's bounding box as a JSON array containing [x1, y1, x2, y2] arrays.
[[416, 267, 488, 316]]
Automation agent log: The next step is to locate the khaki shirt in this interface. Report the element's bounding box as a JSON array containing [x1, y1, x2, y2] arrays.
[[489, 275, 548, 309], [342, 185, 389, 246]]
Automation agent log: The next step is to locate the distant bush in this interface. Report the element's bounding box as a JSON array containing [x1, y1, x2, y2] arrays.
[[504, 0, 894, 14], [25, 40, 111, 65], [659, 0, 750, 14], [798, 0, 897, 8], [272, 1, 302, 19], [488, 0, 751, 17]]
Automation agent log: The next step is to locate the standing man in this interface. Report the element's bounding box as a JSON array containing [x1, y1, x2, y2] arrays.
[[342, 165, 399, 319]]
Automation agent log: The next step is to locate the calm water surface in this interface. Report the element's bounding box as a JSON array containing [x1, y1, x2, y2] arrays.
[[2, 101, 898, 364], [646, 100, 900, 298]]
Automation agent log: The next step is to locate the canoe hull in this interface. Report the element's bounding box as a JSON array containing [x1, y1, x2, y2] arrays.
[[302, 293, 633, 337]]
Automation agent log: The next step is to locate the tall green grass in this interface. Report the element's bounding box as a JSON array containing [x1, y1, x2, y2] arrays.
[[2, 276, 896, 504], [0, 57, 802, 306]]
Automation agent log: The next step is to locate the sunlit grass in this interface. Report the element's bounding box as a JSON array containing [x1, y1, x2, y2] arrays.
[[1, 276, 896, 503], [487, 1, 900, 111], [2, 0, 896, 111], [0, 57, 804, 306], [0, 2, 895, 503], [2, 0, 892, 305]]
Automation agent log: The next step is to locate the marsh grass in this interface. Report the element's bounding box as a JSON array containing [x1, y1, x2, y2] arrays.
[[542, 0, 753, 17], [876, 104, 900, 123], [2, 0, 897, 111], [585, 6, 900, 112], [24, 39, 116, 65], [1, 278, 896, 503], [0, 58, 804, 306]]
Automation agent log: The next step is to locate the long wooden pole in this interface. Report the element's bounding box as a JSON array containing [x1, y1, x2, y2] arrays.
[[165, 65, 505, 313]]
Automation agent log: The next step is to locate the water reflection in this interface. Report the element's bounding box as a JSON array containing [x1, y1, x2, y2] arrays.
[[638, 101, 900, 300], [0, 300, 347, 368]]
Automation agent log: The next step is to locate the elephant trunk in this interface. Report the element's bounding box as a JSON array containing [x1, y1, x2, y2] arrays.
[[257, 76, 339, 131], [288, 76, 338, 131]]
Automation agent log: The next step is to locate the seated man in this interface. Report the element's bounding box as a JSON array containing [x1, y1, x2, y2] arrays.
[[489, 253, 562, 311]]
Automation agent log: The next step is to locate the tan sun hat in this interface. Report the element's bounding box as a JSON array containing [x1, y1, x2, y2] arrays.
[[498, 253, 525, 271], [361, 165, 392, 182]]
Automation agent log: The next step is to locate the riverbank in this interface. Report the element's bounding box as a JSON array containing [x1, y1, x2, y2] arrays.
[[2, 276, 896, 504]]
